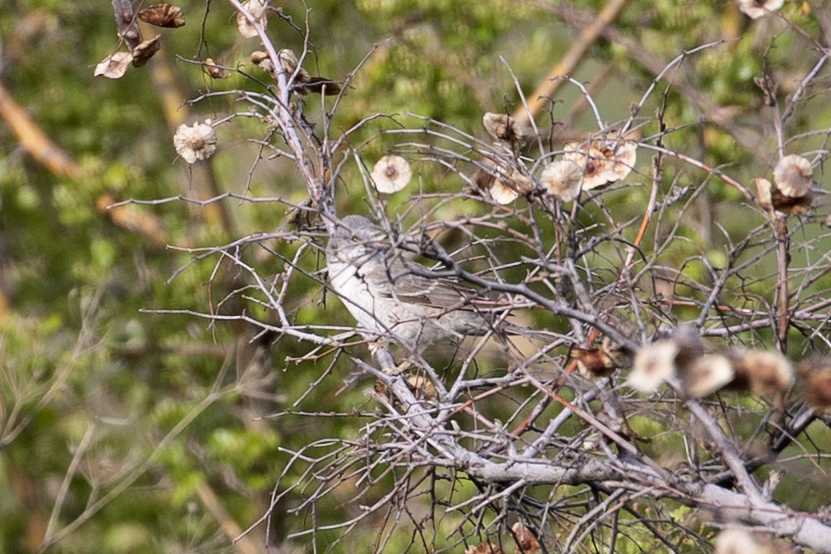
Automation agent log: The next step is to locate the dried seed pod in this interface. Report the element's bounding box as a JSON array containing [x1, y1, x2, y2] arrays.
[[482, 112, 525, 144], [564, 138, 637, 191], [131, 35, 161, 67], [373, 379, 389, 398], [679, 354, 735, 398], [204, 58, 229, 79], [601, 335, 634, 369], [511, 523, 540, 554], [714, 527, 793, 554], [94, 51, 133, 79], [237, 0, 267, 38], [489, 179, 518, 204], [736, 0, 784, 19], [755, 177, 774, 215], [173, 120, 217, 164], [137, 3, 185, 28], [278, 49, 310, 82], [573, 347, 616, 379], [773, 154, 813, 198], [540, 160, 583, 202], [250, 51, 269, 66], [465, 543, 504, 554], [731, 349, 794, 395], [405, 375, 437, 400], [370, 155, 411, 193], [796, 356, 831, 413], [758, 176, 815, 217], [627, 340, 679, 393]]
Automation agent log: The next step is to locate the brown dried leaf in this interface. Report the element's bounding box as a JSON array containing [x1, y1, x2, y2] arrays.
[[137, 3, 185, 28], [94, 51, 134, 79]]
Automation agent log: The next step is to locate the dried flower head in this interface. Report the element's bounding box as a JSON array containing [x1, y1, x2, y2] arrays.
[[511, 523, 540, 554], [173, 120, 217, 164], [237, 0, 267, 38], [137, 3, 186, 28], [773, 154, 813, 198], [482, 112, 525, 144], [278, 49, 310, 82], [796, 357, 831, 413], [679, 354, 735, 398], [370, 155, 411, 193], [563, 138, 637, 190], [627, 340, 679, 393], [736, 0, 784, 19], [541, 160, 583, 202], [731, 349, 794, 395], [94, 51, 134, 79]]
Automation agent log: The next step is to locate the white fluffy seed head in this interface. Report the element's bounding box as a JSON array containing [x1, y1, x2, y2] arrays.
[[370, 155, 412, 193], [541, 160, 583, 202], [773, 154, 813, 198], [173, 121, 217, 164], [680, 354, 735, 397], [627, 340, 678, 393]]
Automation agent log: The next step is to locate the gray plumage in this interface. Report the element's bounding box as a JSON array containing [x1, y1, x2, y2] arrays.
[[326, 215, 528, 351]]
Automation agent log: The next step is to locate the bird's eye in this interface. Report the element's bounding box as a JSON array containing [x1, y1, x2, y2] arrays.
[[351, 236, 361, 242]]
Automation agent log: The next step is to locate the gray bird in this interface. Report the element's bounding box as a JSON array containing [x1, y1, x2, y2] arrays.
[[326, 215, 535, 352]]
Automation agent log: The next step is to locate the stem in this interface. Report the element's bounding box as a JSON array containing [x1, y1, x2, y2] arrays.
[[776, 217, 790, 353]]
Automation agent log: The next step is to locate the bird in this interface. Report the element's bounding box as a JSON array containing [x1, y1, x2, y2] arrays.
[[326, 215, 538, 352]]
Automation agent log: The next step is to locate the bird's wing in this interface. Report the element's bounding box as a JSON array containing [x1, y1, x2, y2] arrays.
[[368, 257, 506, 312]]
